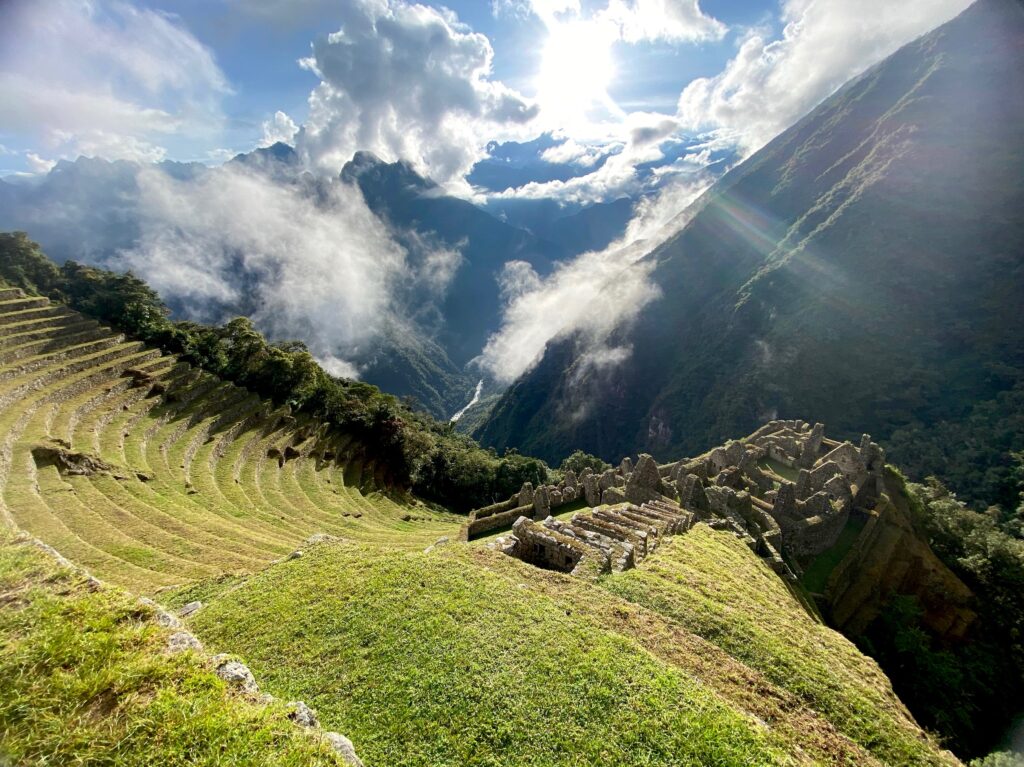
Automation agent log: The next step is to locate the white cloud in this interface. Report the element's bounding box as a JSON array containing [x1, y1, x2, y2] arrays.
[[494, 112, 700, 204], [478, 172, 711, 383], [600, 0, 727, 43], [678, 0, 972, 152], [260, 111, 300, 147], [25, 152, 56, 174], [492, 0, 580, 24], [0, 0, 229, 162], [112, 165, 412, 373], [295, 0, 538, 185], [539, 137, 614, 167]]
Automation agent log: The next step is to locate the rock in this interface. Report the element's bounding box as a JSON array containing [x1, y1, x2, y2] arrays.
[[286, 550, 303, 560], [625, 454, 662, 504], [31, 445, 113, 477], [166, 631, 203, 653], [423, 536, 450, 554], [582, 473, 601, 506], [598, 469, 617, 491], [518, 482, 535, 507], [321, 732, 365, 767], [212, 655, 259, 695], [549, 489, 563, 507], [602, 486, 626, 505], [138, 597, 182, 628], [563, 470, 578, 489], [179, 600, 203, 617], [287, 700, 319, 728], [619, 457, 633, 475], [306, 533, 340, 546], [533, 486, 551, 520]]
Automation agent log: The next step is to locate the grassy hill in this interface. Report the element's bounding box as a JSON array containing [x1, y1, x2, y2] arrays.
[[170, 537, 951, 767], [0, 285, 958, 765]]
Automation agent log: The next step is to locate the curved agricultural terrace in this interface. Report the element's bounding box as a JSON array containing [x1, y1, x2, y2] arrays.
[[0, 288, 458, 592]]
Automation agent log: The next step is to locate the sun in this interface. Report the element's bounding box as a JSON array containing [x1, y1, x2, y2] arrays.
[[535, 21, 617, 125]]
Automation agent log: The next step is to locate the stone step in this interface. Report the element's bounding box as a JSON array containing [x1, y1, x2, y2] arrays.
[[0, 304, 72, 326]]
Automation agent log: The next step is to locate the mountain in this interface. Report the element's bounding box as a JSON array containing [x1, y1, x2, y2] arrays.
[[341, 151, 565, 368], [0, 149, 571, 419], [477, 0, 1024, 509]]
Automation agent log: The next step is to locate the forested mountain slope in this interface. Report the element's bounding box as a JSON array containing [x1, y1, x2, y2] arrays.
[[478, 0, 1024, 511]]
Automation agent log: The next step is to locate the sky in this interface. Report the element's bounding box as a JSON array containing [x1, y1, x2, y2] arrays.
[[0, 0, 974, 386], [0, 0, 971, 196]]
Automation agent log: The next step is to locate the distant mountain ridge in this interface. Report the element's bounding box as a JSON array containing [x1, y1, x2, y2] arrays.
[[477, 0, 1024, 508], [0, 146, 597, 419]]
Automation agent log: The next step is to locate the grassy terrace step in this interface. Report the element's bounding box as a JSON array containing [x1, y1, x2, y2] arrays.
[[0, 304, 72, 325], [0, 316, 98, 349], [172, 539, 960, 767], [0, 295, 457, 591], [0, 534, 344, 766]]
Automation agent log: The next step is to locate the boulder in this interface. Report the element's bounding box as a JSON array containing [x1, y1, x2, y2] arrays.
[[582, 473, 601, 506], [598, 469, 617, 491], [179, 600, 203, 617], [533, 486, 551, 520], [624, 454, 662, 505], [287, 700, 319, 728], [518, 482, 535, 507], [166, 631, 202, 653], [322, 732, 365, 767], [564, 470, 578, 489], [212, 655, 259, 695]]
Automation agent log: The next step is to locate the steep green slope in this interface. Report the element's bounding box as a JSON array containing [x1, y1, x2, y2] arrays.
[[0, 533, 344, 766], [173, 539, 955, 767], [0, 286, 459, 592], [603, 525, 946, 766], [477, 0, 1024, 511]]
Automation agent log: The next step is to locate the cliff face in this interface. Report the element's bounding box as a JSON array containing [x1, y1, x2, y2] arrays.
[[825, 470, 976, 641]]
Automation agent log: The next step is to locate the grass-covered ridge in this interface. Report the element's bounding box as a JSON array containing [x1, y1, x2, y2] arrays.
[[0, 533, 344, 766], [174, 536, 956, 767], [602, 525, 952, 766]]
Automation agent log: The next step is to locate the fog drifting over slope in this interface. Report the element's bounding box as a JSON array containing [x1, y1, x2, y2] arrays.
[[477, 172, 714, 384], [113, 164, 458, 378]]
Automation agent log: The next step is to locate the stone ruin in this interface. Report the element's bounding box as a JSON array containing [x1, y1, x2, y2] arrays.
[[463, 420, 887, 582]]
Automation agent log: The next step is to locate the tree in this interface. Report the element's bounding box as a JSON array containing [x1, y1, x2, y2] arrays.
[[560, 449, 609, 476]]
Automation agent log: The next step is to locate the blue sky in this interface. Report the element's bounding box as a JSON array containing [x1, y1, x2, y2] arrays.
[[0, 0, 970, 201]]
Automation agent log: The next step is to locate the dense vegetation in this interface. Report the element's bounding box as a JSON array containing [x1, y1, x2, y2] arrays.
[[854, 474, 1024, 758], [0, 231, 548, 512]]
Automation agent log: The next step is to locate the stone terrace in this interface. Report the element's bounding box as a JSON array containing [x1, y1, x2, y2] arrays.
[[464, 420, 887, 581]]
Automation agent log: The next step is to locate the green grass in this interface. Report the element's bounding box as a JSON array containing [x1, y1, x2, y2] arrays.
[[601, 526, 955, 766], [0, 534, 344, 766], [171, 537, 962, 767], [179, 541, 793, 767]]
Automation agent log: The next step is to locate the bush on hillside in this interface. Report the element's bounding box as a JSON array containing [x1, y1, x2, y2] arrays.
[[560, 449, 610, 476]]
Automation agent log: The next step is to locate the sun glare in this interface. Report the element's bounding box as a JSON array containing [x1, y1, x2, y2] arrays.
[[536, 21, 616, 125]]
